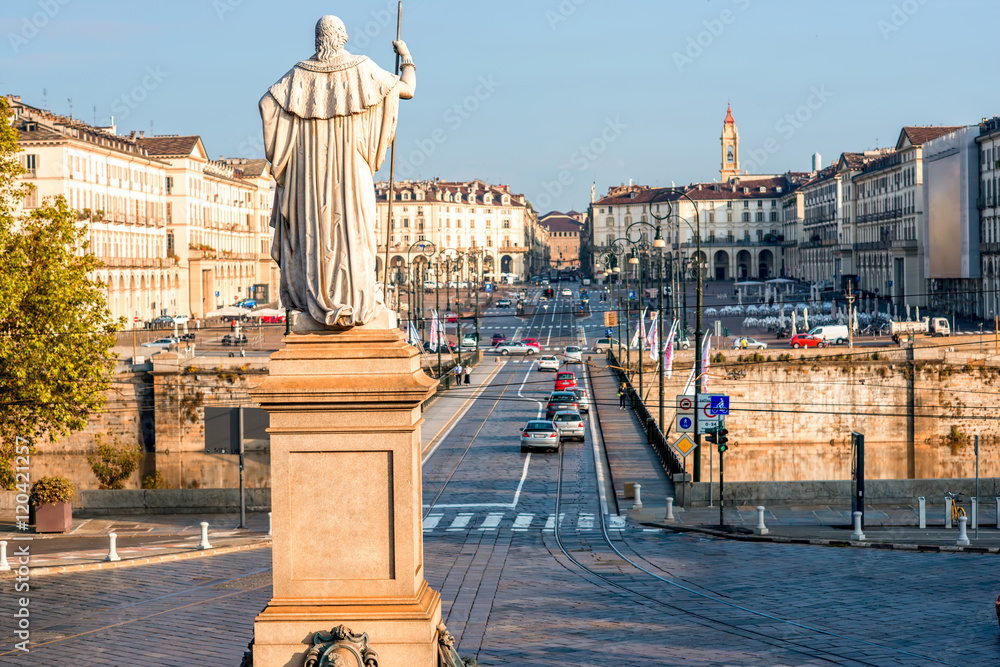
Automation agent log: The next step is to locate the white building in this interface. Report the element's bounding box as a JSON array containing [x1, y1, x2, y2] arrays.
[[374, 179, 547, 281], [137, 136, 276, 317], [10, 96, 178, 324], [977, 116, 1000, 319]]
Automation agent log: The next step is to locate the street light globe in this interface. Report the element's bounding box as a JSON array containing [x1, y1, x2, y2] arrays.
[[612, 266, 621, 274], [653, 237, 666, 248], [628, 256, 639, 265]]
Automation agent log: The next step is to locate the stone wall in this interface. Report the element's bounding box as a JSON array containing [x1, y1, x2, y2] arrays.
[[644, 344, 1000, 483]]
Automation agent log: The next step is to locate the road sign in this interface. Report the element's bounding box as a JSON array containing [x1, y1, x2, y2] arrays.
[[671, 433, 698, 458], [604, 311, 618, 327], [696, 396, 721, 432], [676, 395, 694, 412], [709, 395, 729, 415], [628, 290, 636, 299], [605, 327, 613, 337], [485, 283, 492, 293], [215, 291, 220, 297], [677, 415, 693, 432], [676, 395, 695, 433]]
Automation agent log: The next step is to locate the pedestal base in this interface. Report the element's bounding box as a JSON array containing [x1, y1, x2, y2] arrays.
[[252, 582, 441, 666]]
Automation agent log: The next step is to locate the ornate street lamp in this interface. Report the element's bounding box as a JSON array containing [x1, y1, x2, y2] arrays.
[[407, 240, 436, 348]]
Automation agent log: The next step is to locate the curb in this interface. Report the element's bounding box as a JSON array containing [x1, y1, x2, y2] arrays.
[[644, 522, 1000, 554], [7, 539, 271, 577]]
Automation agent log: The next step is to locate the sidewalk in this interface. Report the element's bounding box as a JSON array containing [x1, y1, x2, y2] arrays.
[[3, 357, 503, 575], [631, 502, 1000, 552], [588, 360, 674, 515]]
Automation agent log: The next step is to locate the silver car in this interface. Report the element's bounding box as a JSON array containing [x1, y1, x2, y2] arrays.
[[563, 345, 583, 363], [496, 341, 536, 356], [572, 388, 590, 413], [520, 420, 560, 452], [552, 410, 585, 442]]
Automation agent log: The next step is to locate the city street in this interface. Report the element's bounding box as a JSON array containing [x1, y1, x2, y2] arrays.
[[4, 283, 998, 666]]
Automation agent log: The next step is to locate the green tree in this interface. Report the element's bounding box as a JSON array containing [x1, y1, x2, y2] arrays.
[[87, 429, 143, 490], [0, 97, 121, 488]]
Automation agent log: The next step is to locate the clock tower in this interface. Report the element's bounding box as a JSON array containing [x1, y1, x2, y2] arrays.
[[720, 103, 739, 181]]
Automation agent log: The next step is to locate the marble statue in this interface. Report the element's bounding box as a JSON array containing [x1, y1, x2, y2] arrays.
[[261, 15, 416, 328]]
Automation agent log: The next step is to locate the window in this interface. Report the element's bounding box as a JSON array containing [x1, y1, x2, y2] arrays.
[[756, 212, 764, 222], [742, 212, 750, 222], [708, 211, 715, 223], [726, 211, 733, 223], [769, 211, 778, 222], [606, 217, 614, 226], [403, 218, 410, 228]]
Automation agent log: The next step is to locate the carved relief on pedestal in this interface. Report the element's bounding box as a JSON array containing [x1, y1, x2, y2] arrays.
[[303, 625, 378, 667]]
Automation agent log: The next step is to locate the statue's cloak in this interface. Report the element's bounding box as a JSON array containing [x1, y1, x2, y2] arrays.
[[261, 53, 399, 327]]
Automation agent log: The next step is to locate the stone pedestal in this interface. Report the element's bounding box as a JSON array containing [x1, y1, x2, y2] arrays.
[[250, 318, 442, 666]]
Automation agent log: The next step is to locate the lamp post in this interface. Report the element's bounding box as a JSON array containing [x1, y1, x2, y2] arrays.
[[664, 188, 704, 481], [626, 219, 665, 408], [607, 237, 629, 369], [407, 240, 436, 349], [434, 257, 443, 378]]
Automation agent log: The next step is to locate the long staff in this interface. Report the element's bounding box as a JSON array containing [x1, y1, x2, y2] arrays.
[[382, 2, 402, 311]]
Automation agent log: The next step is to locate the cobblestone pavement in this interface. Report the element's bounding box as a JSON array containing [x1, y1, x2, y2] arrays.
[[3, 286, 998, 665]]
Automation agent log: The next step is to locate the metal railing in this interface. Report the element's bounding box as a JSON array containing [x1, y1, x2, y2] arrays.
[[607, 350, 684, 476]]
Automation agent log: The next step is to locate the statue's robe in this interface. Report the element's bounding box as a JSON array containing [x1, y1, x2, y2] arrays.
[[261, 53, 399, 327]]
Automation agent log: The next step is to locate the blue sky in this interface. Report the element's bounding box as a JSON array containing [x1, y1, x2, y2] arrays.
[[3, 0, 997, 212]]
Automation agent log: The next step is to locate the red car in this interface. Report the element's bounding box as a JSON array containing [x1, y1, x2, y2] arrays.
[[790, 333, 828, 349], [554, 371, 578, 391], [491, 332, 506, 346], [519, 338, 541, 350], [259, 314, 286, 323], [444, 312, 458, 323]]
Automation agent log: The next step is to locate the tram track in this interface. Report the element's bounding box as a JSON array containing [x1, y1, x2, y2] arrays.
[[543, 361, 959, 666]]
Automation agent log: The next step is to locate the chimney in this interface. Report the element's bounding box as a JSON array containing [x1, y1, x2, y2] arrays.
[[812, 152, 822, 172], [138, 130, 144, 138]]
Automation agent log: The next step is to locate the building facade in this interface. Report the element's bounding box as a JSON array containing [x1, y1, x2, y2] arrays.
[[137, 136, 276, 318], [10, 97, 178, 325], [976, 117, 1000, 320], [539, 211, 583, 270], [374, 179, 548, 282]]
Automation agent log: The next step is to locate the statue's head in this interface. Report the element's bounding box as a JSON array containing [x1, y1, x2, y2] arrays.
[[315, 15, 348, 61]]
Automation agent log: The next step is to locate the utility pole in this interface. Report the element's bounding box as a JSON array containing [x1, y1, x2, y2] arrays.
[[846, 281, 856, 349]]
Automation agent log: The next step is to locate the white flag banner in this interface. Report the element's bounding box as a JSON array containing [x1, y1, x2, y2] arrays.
[[429, 311, 439, 351], [701, 333, 712, 391], [630, 308, 647, 349], [408, 321, 421, 347], [647, 313, 659, 361], [663, 320, 677, 379]]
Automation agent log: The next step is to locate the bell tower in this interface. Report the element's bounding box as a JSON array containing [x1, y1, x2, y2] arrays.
[[720, 103, 739, 181]]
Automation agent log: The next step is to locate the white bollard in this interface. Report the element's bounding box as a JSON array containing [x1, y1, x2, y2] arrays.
[[754, 506, 769, 535], [632, 484, 642, 510], [956, 516, 971, 546], [850, 511, 865, 541], [972, 497, 978, 530], [665, 497, 675, 522], [0, 541, 9, 571], [198, 521, 212, 550], [917, 497, 926, 529], [105, 532, 121, 562], [945, 497, 952, 529], [268, 511, 273, 537]]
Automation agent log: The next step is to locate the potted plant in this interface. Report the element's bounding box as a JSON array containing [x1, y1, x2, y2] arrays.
[[30, 476, 75, 533]]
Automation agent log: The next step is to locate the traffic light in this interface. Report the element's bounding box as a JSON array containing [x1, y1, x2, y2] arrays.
[[705, 428, 718, 445], [717, 428, 729, 453]]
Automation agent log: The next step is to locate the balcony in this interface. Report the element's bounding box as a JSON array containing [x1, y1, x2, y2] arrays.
[[979, 242, 1000, 254], [853, 241, 891, 251]]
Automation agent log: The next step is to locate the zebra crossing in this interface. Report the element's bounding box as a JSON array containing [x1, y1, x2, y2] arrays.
[[422, 510, 628, 533]]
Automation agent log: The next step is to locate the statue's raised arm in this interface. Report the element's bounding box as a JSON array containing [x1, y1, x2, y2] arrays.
[[262, 15, 416, 329]]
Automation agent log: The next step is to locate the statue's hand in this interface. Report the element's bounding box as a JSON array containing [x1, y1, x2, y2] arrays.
[[393, 40, 411, 58]]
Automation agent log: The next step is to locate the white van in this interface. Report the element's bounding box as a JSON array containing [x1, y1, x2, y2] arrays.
[[807, 325, 849, 345]]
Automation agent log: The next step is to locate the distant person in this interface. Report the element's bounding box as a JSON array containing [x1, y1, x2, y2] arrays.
[[453, 363, 463, 384], [618, 383, 627, 410], [464, 366, 471, 385]]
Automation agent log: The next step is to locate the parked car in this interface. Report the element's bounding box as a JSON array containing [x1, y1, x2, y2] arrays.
[[520, 420, 560, 453], [236, 299, 257, 309], [808, 325, 850, 345], [563, 345, 583, 362], [538, 355, 560, 371], [171, 315, 190, 325], [561, 288, 572, 297], [222, 334, 248, 346], [731, 337, 767, 350], [520, 338, 541, 350], [461, 334, 479, 348], [592, 338, 616, 353], [554, 371, 578, 391], [150, 315, 174, 328], [496, 341, 536, 356], [552, 411, 585, 442], [259, 314, 286, 323], [491, 332, 507, 346], [790, 333, 828, 349], [141, 337, 176, 348], [496, 298, 512, 308], [572, 388, 590, 413], [444, 312, 458, 323], [545, 391, 579, 419]]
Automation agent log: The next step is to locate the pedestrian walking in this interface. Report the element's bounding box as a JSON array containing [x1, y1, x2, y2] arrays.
[[453, 363, 463, 386], [618, 383, 627, 410], [464, 367, 471, 385]]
